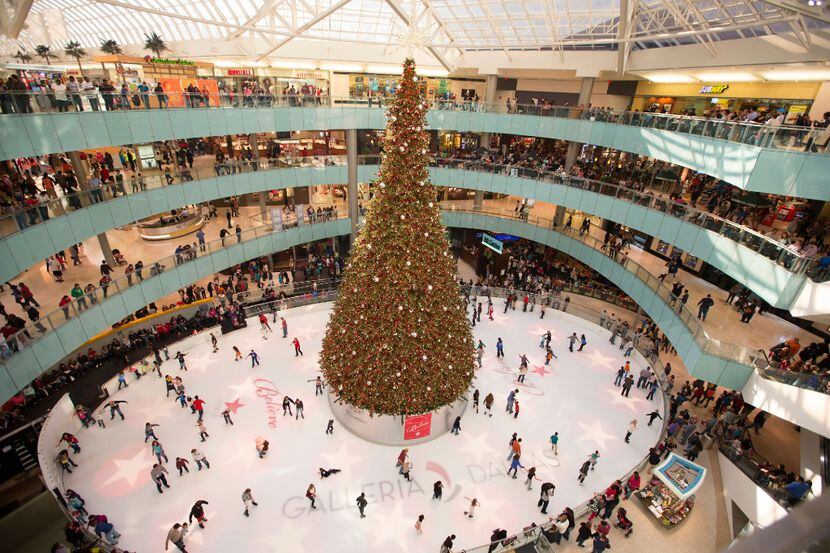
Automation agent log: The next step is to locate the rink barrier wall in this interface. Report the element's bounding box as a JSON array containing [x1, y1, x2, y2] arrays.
[[0, 159, 811, 313], [0, 217, 351, 404], [1, 105, 827, 200]]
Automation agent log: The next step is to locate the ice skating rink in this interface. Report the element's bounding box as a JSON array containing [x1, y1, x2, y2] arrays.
[[65, 301, 663, 552]]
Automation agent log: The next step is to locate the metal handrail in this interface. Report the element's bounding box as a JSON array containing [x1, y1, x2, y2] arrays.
[[0, 92, 825, 154]]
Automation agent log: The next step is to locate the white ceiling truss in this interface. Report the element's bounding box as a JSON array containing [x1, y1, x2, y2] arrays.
[[0, 0, 827, 68]]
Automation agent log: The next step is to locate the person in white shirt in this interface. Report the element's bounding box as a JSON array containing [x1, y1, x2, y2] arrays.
[[50, 79, 69, 112], [81, 78, 99, 111], [66, 76, 82, 111]]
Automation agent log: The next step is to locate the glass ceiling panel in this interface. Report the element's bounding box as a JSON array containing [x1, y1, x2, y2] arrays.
[[0, 0, 827, 56]]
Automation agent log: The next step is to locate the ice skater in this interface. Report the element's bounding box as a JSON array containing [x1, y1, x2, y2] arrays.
[[242, 489, 258, 517], [107, 400, 128, 420], [191, 449, 210, 470], [233, 346, 242, 362], [292, 337, 303, 356], [578, 334, 587, 351], [356, 492, 367, 518], [507, 453, 524, 479], [175, 457, 189, 476], [151, 464, 171, 493], [319, 468, 342, 478], [282, 396, 294, 416], [210, 333, 218, 353], [578, 458, 591, 484], [165, 523, 187, 552], [624, 419, 638, 443], [589, 450, 600, 471], [415, 514, 425, 535], [192, 396, 205, 421], [144, 422, 160, 442], [247, 349, 260, 367], [188, 500, 209, 528], [525, 466, 541, 490], [496, 337, 504, 358], [311, 376, 325, 395], [306, 484, 318, 509], [256, 438, 269, 458], [259, 313, 272, 332], [175, 351, 187, 371], [197, 420, 209, 442], [506, 389, 518, 413], [463, 497, 480, 518], [646, 409, 663, 426], [483, 392, 494, 417], [57, 449, 78, 473], [281, 317, 288, 338], [451, 416, 461, 435], [325, 419, 334, 434], [151, 440, 169, 463], [295, 398, 305, 419], [472, 389, 480, 413], [396, 448, 409, 474], [222, 409, 234, 425], [59, 433, 81, 454], [550, 432, 559, 455], [433, 480, 444, 500], [568, 333, 578, 352]]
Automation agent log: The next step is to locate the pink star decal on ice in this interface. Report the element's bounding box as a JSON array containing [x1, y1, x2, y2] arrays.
[[532, 365, 550, 377], [224, 398, 246, 414]]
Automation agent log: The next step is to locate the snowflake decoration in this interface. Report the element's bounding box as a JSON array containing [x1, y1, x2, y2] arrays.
[[393, 3, 432, 56]]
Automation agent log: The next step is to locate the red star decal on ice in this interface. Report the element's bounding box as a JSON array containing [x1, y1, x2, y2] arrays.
[[224, 398, 246, 414], [531, 365, 550, 377]]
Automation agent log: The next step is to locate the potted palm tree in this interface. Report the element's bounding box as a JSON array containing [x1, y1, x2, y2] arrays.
[[34, 45, 53, 65], [100, 39, 125, 84], [144, 33, 167, 59], [64, 41, 87, 74], [12, 50, 32, 64], [99, 39, 123, 56]]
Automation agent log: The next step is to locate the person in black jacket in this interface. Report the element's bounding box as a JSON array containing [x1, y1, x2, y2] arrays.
[[188, 500, 209, 528], [356, 493, 367, 518]]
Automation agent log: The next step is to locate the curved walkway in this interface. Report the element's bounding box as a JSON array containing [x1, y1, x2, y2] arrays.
[[1, 100, 827, 200], [0, 215, 350, 402], [1, 156, 819, 312]]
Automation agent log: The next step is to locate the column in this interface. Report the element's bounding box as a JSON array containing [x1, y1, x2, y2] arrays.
[[96, 231, 117, 268], [475, 75, 499, 210], [564, 77, 595, 171], [346, 128, 359, 243], [556, 77, 595, 227], [258, 192, 268, 222], [69, 151, 116, 267], [226, 135, 234, 159], [249, 133, 260, 170]]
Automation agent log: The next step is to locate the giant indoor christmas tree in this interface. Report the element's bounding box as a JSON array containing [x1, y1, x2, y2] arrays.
[[320, 58, 474, 416]]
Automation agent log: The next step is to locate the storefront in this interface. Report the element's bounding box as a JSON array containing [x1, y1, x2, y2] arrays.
[[94, 55, 218, 107], [632, 81, 820, 119], [2, 63, 66, 89], [214, 68, 329, 98], [341, 73, 483, 102], [636, 453, 706, 527]]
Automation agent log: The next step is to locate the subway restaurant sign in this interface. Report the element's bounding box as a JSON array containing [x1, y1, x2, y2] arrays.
[[481, 233, 504, 254], [699, 84, 729, 94]]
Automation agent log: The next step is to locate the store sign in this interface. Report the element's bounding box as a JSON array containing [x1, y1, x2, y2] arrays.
[[144, 56, 195, 66], [227, 68, 254, 76], [294, 70, 326, 79], [481, 233, 504, 254], [698, 84, 729, 94]]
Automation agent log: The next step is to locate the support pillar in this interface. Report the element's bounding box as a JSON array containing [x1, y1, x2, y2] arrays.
[[225, 135, 234, 159], [557, 77, 596, 227], [249, 133, 260, 170], [258, 192, 268, 222], [97, 232, 116, 268], [69, 150, 115, 265], [474, 74, 499, 211], [346, 128, 359, 244]]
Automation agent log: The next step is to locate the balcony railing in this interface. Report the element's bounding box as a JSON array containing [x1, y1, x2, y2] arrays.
[[1, 91, 826, 155], [4, 153, 826, 284]]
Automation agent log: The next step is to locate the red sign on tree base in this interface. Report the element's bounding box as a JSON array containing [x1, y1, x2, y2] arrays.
[[404, 413, 432, 440]]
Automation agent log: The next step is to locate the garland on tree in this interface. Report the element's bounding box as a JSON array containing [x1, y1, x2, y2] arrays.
[[320, 58, 474, 416]]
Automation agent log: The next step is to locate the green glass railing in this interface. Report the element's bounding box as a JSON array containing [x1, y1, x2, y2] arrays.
[[1, 91, 825, 155]]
